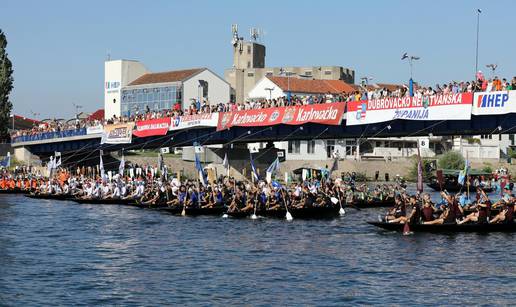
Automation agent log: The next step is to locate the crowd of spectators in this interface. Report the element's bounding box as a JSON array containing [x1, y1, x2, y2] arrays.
[[11, 75, 516, 142]]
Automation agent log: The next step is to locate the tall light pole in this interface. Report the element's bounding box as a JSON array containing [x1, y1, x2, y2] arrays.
[[402, 53, 420, 96], [264, 87, 275, 100], [475, 9, 482, 76], [279, 68, 295, 104]]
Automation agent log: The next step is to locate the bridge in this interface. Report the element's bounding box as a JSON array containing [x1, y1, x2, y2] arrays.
[[12, 113, 516, 164]]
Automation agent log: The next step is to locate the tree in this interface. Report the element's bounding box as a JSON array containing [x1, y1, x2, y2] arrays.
[[437, 151, 465, 170], [0, 29, 14, 142]]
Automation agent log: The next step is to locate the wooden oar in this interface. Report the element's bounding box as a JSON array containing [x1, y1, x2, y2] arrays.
[[281, 189, 293, 221]]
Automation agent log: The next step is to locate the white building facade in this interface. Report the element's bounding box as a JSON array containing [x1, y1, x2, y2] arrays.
[[104, 60, 230, 119]]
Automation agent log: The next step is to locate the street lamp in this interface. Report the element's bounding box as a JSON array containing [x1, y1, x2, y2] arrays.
[[279, 68, 296, 104], [475, 9, 482, 76], [401, 53, 420, 96], [264, 87, 275, 100]]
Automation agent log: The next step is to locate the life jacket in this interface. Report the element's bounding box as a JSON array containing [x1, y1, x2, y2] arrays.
[[9, 180, 16, 189]]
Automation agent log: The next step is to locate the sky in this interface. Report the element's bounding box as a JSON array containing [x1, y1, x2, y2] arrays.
[[1, 0, 515, 119]]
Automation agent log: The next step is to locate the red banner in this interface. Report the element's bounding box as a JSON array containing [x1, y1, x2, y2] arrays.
[[133, 117, 171, 137], [217, 103, 345, 131]]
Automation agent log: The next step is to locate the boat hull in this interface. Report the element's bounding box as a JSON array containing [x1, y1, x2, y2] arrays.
[[367, 221, 516, 233]]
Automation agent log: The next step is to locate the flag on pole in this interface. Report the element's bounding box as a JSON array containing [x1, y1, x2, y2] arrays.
[[54, 151, 62, 168], [158, 152, 164, 174], [47, 156, 54, 176], [250, 153, 260, 182], [195, 153, 208, 187], [222, 153, 229, 176], [458, 159, 470, 186], [266, 157, 280, 184], [330, 158, 338, 175], [119, 152, 125, 176], [417, 147, 424, 193], [99, 150, 105, 179], [0, 153, 11, 168]]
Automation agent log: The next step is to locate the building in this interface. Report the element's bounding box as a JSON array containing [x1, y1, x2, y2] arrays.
[[104, 60, 230, 119], [224, 26, 354, 103], [248, 76, 355, 100], [452, 134, 515, 160]]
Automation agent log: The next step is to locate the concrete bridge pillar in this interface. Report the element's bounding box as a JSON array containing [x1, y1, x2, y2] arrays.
[[14, 146, 38, 165]]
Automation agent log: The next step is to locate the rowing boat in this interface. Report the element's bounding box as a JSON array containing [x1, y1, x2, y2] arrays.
[[367, 221, 516, 233], [72, 198, 137, 206], [25, 194, 74, 201], [0, 189, 29, 195]]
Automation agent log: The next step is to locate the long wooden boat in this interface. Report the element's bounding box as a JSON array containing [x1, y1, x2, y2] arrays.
[[346, 198, 395, 209], [227, 205, 339, 219], [426, 182, 494, 193], [72, 198, 137, 206], [0, 188, 30, 195], [367, 221, 516, 233], [25, 194, 74, 201]]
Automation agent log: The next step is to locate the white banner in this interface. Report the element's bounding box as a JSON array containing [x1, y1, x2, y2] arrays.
[[86, 125, 103, 135], [472, 90, 516, 115], [346, 93, 473, 126], [169, 113, 218, 131]]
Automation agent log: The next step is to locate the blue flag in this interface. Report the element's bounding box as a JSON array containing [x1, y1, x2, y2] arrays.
[[266, 157, 280, 183], [250, 153, 260, 182], [195, 153, 208, 186], [0, 153, 10, 168]]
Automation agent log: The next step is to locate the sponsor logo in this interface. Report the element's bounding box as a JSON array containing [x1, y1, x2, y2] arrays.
[[477, 93, 509, 108], [220, 113, 232, 129], [105, 81, 120, 90], [270, 110, 280, 122], [356, 102, 367, 120], [173, 116, 181, 127], [282, 108, 296, 123]]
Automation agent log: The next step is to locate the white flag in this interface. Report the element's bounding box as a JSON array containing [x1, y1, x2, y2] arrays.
[[119, 154, 125, 176]]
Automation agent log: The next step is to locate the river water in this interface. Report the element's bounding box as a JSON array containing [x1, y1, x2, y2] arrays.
[[0, 187, 515, 306]]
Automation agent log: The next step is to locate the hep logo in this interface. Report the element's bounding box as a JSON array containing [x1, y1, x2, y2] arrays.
[[477, 93, 509, 108]]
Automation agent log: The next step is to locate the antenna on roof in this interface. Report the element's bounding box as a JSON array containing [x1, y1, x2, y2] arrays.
[[250, 27, 260, 41], [106, 50, 111, 61], [231, 24, 239, 46]]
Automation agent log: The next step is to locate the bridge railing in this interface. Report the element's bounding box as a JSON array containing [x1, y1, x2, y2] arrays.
[[12, 128, 88, 144]]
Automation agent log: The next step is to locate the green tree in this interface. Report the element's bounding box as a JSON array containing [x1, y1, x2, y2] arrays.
[[437, 151, 465, 170], [0, 29, 14, 142]]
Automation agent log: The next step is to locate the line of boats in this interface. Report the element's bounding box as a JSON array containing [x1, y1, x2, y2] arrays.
[[3, 187, 515, 233]]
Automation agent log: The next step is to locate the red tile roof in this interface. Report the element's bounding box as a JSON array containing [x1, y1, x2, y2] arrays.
[[128, 68, 205, 86], [87, 109, 104, 121], [267, 76, 355, 94]]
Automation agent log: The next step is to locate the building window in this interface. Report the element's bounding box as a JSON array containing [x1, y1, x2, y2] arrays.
[[247, 72, 254, 77], [288, 140, 301, 154], [247, 45, 251, 54], [326, 140, 335, 158], [481, 135, 493, 139], [307, 140, 315, 154], [304, 71, 312, 76], [265, 71, 273, 76], [324, 70, 332, 75], [247, 61, 251, 68]]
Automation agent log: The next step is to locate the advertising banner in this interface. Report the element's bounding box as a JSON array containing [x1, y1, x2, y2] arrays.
[[169, 113, 219, 131], [133, 117, 171, 137], [346, 93, 473, 125], [86, 125, 104, 135], [472, 90, 516, 115], [101, 122, 134, 144], [217, 103, 345, 131]]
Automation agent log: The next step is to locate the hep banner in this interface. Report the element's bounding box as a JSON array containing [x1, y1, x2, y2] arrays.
[[346, 93, 473, 125], [169, 113, 218, 131], [101, 122, 134, 144], [134, 117, 171, 137], [217, 103, 345, 131], [472, 90, 516, 115]]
